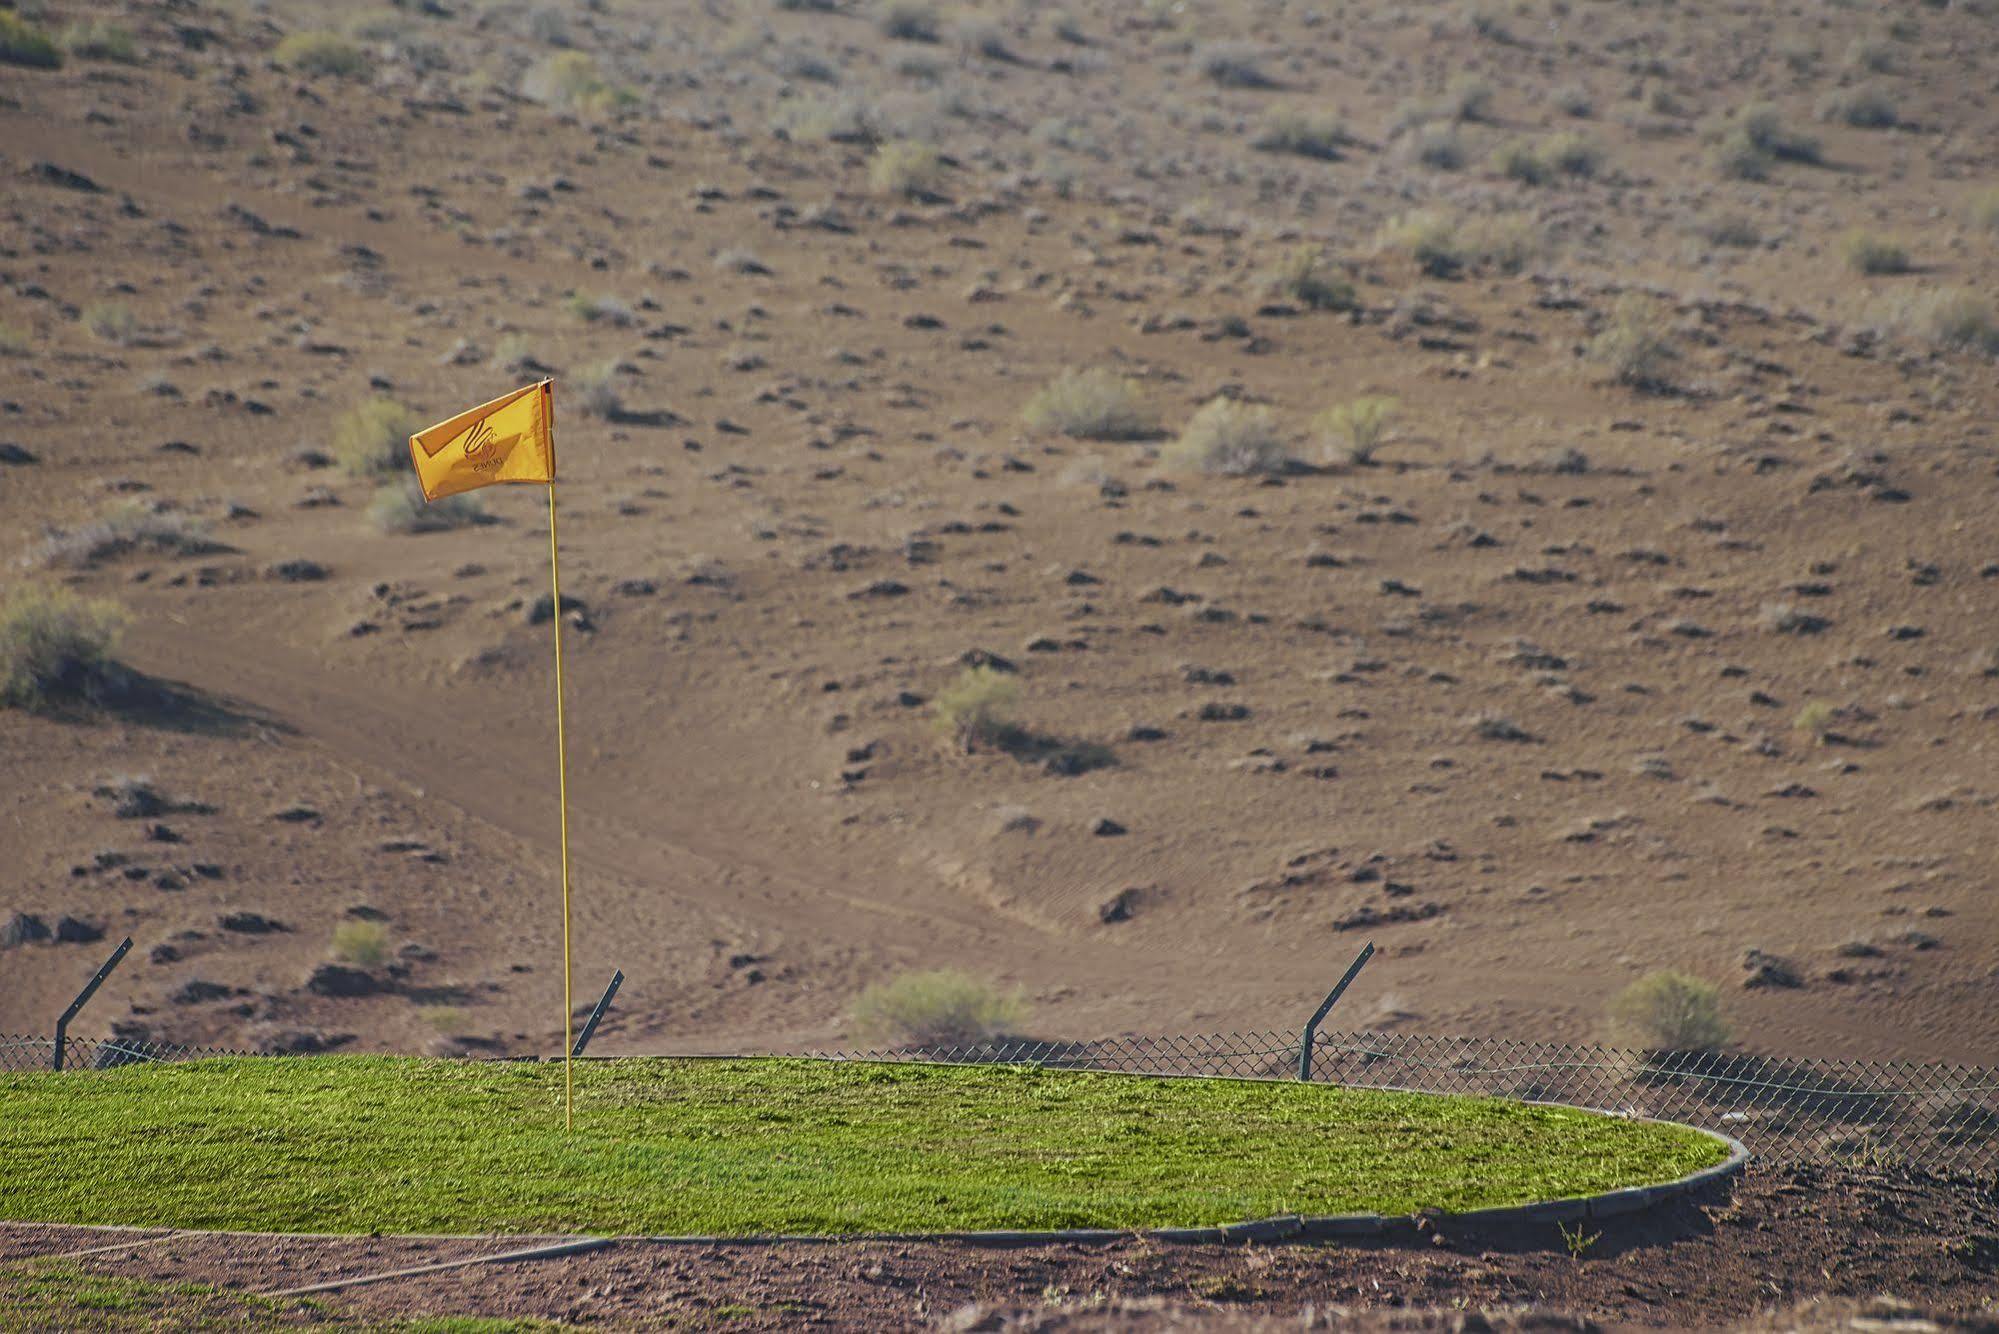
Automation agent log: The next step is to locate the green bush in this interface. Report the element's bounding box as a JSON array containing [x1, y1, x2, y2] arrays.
[[0, 323, 27, 356], [1021, 369, 1153, 441], [1314, 397, 1397, 466], [1164, 398, 1286, 476], [1588, 295, 1676, 390], [1264, 246, 1355, 311], [274, 31, 368, 77], [1843, 231, 1910, 275], [0, 585, 128, 710], [1968, 187, 1999, 235], [1606, 971, 1729, 1053], [852, 969, 1025, 1046], [869, 140, 944, 198], [367, 481, 487, 534], [0, 12, 61, 68], [1251, 111, 1346, 161], [934, 666, 1021, 751], [332, 921, 390, 968], [62, 20, 137, 63], [332, 396, 419, 477], [1461, 213, 1542, 273]]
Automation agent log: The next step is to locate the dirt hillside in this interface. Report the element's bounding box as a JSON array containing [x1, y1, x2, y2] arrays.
[[2, 0, 1996, 1063]]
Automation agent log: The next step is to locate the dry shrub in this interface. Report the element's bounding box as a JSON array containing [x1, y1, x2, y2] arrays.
[[367, 481, 488, 535], [1164, 398, 1286, 476], [1021, 369, 1153, 441], [33, 501, 221, 569], [1606, 971, 1729, 1053], [332, 397, 419, 477], [852, 969, 1025, 1046], [869, 140, 944, 198], [877, 0, 940, 42], [1252, 110, 1346, 160], [1588, 295, 1677, 390], [332, 921, 390, 967], [1888, 288, 1999, 355], [0, 12, 61, 68], [934, 666, 1021, 750], [1196, 41, 1271, 88], [0, 585, 128, 710], [1264, 246, 1355, 311], [1314, 397, 1397, 466], [274, 31, 368, 77], [522, 51, 635, 114], [62, 21, 137, 62], [1844, 231, 1910, 275]]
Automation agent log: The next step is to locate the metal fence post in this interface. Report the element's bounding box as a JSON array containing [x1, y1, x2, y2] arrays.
[[570, 969, 624, 1058], [1298, 941, 1374, 1082], [52, 936, 132, 1072]]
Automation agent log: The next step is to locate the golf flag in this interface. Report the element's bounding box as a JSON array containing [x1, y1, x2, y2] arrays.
[[404, 377, 578, 1132], [407, 379, 555, 502]]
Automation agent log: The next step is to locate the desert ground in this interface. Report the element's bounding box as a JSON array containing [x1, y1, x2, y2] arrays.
[[4, 0, 1998, 1071]]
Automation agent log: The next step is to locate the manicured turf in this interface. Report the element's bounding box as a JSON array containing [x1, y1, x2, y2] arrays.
[[0, 1057, 1727, 1235]]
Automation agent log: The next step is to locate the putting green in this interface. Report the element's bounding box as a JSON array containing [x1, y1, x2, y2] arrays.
[[0, 1057, 1728, 1235]]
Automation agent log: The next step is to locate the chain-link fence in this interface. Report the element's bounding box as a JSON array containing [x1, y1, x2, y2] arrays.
[[6, 1028, 1994, 1177]]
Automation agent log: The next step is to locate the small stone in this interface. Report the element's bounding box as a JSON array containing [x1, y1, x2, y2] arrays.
[[220, 912, 287, 935], [1741, 948, 1803, 989], [2, 912, 51, 947], [1091, 817, 1127, 836], [55, 917, 106, 944], [305, 963, 379, 998]]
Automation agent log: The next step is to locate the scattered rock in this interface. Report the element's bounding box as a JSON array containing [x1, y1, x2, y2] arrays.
[[2, 912, 51, 948], [54, 916, 106, 944], [1099, 887, 1146, 923], [305, 963, 380, 998], [1742, 948, 1804, 989], [219, 912, 288, 935], [171, 979, 234, 1005]]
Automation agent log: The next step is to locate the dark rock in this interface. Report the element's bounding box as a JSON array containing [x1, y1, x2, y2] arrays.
[[847, 579, 909, 599], [0, 443, 37, 465], [29, 161, 103, 192], [1198, 702, 1250, 722], [1741, 948, 1804, 989], [262, 1028, 354, 1055], [1099, 887, 1145, 923], [305, 963, 380, 998], [346, 905, 389, 921], [220, 912, 287, 935], [146, 823, 182, 843], [2, 912, 51, 947], [1127, 724, 1169, 742], [958, 648, 1016, 674], [1091, 817, 1127, 836], [149, 943, 181, 964], [55, 917, 106, 944], [265, 558, 329, 582], [271, 804, 320, 823], [526, 592, 586, 625], [171, 979, 233, 1005]]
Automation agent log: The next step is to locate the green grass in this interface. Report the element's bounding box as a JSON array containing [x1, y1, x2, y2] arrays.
[[0, 1260, 562, 1331], [0, 1057, 1725, 1236]]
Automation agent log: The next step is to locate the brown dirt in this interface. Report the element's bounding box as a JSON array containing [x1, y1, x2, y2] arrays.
[[2, 1168, 1996, 1329], [4, 0, 1996, 1066]]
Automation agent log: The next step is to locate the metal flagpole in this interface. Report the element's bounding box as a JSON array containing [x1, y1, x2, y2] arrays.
[[546, 480, 574, 1132]]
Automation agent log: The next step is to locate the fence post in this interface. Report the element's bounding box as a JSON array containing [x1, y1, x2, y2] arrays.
[[53, 936, 132, 1072], [570, 969, 624, 1058], [1298, 941, 1374, 1082]]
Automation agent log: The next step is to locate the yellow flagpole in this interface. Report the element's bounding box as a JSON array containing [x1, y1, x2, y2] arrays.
[[546, 480, 574, 1132]]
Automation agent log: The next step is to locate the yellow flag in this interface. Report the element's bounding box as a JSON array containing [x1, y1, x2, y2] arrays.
[[408, 380, 555, 502]]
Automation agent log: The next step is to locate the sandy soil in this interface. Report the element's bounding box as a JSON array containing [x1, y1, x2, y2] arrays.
[[2, 0, 1997, 1068]]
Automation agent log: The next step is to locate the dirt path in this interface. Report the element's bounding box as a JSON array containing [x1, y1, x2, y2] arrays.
[[2, 1168, 1994, 1330]]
